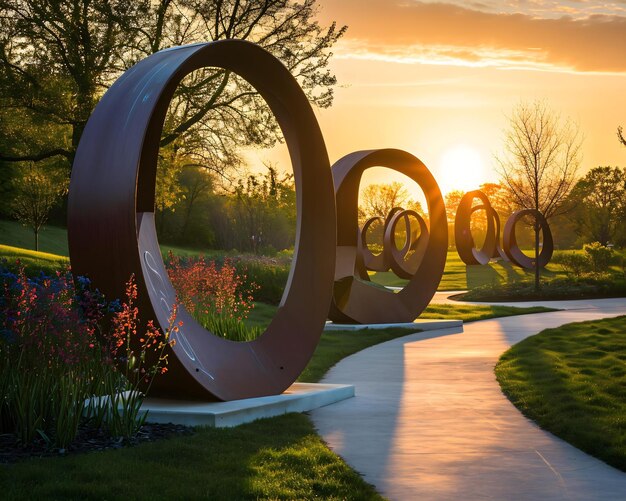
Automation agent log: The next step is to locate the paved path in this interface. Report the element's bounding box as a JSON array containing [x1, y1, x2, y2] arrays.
[[311, 298, 626, 500]]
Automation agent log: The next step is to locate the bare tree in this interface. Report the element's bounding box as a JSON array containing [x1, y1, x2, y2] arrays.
[[359, 182, 424, 224], [12, 163, 68, 251], [619, 126, 626, 147], [496, 100, 583, 290]]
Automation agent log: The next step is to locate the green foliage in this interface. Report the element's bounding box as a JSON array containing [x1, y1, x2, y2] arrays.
[[496, 316, 626, 471], [568, 166, 626, 246], [0, 0, 345, 179], [203, 313, 263, 343], [552, 251, 591, 278], [235, 259, 290, 305], [584, 241, 614, 273], [11, 163, 68, 251]]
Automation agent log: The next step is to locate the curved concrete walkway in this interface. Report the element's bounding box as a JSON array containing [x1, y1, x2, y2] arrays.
[[311, 297, 626, 500]]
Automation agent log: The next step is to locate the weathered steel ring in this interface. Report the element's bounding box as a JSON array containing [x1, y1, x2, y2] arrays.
[[359, 216, 387, 272], [68, 40, 336, 400], [455, 191, 496, 265], [503, 209, 553, 269], [385, 209, 430, 279], [329, 149, 447, 324]]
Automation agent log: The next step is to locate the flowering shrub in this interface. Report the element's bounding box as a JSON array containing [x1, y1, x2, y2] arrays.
[[0, 261, 175, 448], [166, 252, 261, 341]]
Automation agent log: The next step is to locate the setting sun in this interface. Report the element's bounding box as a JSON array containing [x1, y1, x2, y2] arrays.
[[438, 145, 487, 194]]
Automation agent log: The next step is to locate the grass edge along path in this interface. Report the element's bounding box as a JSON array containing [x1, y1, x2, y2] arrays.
[[496, 316, 626, 472]]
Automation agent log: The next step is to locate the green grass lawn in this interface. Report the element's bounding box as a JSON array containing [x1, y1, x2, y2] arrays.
[[368, 251, 570, 291], [496, 316, 626, 471], [0, 244, 69, 276], [0, 219, 69, 256], [0, 219, 592, 292]]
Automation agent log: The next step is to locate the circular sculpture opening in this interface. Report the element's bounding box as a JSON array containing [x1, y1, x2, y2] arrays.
[[68, 40, 336, 401], [329, 149, 447, 324]]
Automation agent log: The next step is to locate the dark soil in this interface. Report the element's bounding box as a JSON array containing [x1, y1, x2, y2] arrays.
[[0, 422, 194, 464]]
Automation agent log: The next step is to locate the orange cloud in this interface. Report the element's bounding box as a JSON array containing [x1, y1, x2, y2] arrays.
[[320, 1, 626, 72]]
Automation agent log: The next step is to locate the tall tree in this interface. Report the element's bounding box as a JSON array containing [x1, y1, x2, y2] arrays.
[[0, 0, 346, 178], [496, 100, 582, 290], [11, 162, 68, 251], [569, 166, 626, 246]]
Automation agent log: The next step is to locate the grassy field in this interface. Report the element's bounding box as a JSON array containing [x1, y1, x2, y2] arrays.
[[496, 316, 626, 471], [0, 219, 584, 291], [0, 219, 69, 256], [368, 251, 569, 291]]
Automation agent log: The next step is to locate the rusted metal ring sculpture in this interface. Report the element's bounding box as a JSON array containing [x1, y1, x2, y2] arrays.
[[68, 40, 336, 401], [503, 209, 553, 269], [384, 209, 429, 279], [359, 216, 387, 272], [329, 149, 447, 324], [470, 204, 508, 261], [455, 190, 496, 265]]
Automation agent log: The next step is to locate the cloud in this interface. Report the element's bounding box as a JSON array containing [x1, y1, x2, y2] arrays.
[[320, 1, 626, 72]]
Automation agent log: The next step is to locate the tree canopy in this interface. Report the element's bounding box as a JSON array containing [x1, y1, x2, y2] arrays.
[[0, 0, 346, 175], [569, 166, 626, 246]]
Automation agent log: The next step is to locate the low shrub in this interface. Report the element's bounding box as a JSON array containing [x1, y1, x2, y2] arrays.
[[552, 252, 590, 278], [584, 242, 614, 273]]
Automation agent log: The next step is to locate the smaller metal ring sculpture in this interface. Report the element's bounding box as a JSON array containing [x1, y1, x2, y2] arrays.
[[359, 216, 387, 272], [470, 204, 508, 261], [455, 190, 496, 265], [384, 209, 429, 279], [358, 207, 413, 274], [329, 149, 447, 324], [503, 209, 553, 269]]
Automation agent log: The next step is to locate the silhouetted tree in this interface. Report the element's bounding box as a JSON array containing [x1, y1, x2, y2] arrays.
[[496, 100, 583, 290], [0, 0, 346, 177], [359, 182, 424, 224]]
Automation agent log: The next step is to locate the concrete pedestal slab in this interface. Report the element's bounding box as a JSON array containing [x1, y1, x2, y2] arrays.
[[324, 319, 462, 331], [140, 383, 354, 428]]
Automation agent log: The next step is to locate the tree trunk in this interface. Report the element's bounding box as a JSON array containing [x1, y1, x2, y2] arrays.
[[34, 228, 39, 252], [534, 220, 540, 292]]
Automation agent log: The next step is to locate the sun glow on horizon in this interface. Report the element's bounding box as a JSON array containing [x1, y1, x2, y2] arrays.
[[438, 145, 488, 194]]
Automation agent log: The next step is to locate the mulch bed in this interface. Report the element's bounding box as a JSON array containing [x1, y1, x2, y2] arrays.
[[0, 422, 194, 464]]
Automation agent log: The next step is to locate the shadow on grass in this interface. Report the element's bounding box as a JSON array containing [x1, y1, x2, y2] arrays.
[[0, 413, 382, 499]]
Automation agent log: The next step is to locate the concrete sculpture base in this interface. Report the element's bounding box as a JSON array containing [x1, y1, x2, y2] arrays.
[[324, 319, 463, 331], [138, 383, 355, 428]]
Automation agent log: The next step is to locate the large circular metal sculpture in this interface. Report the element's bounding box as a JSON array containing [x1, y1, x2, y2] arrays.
[[503, 209, 553, 269], [329, 149, 447, 324], [68, 40, 336, 401], [454, 190, 497, 265]]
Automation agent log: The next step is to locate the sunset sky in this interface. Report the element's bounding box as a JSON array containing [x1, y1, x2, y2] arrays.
[[256, 0, 626, 198]]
